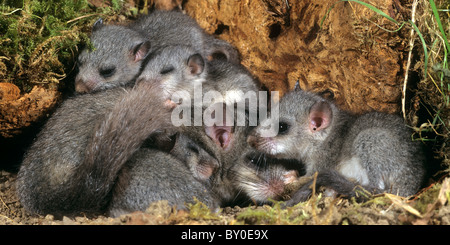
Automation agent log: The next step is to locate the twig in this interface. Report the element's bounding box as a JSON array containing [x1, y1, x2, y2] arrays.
[[310, 172, 319, 224], [66, 13, 102, 24], [0, 214, 14, 223], [1, 8, 22, 16], [1, 194, 17, 218], [402, 0, 419, 120], [0, 196, 10, 211], [323, 197, 339, 225]]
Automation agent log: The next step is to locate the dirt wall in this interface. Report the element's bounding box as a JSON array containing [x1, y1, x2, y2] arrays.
[[185, 0, 410, 114]]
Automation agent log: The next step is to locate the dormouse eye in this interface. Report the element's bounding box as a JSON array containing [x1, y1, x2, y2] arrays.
[[99, 67, 116, 78], [160, 66, 175, 75], [278, 122, 290, 135], [246, 154, 261, 166], [187, 143, 200, 155]]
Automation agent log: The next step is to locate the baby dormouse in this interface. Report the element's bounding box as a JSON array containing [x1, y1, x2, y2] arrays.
[[248, 88, 426, 204]]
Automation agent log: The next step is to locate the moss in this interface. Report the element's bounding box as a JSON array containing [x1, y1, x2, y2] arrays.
[[413, 183, 441, 215], [0, 0, 127, 93], [235, 200, 314, 225], [186, 198, 221, 221]]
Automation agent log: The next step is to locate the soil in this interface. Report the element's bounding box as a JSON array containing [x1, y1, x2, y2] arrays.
[[1, 168, 450, 225], [185, 0, 411, 115], [1, 0, 449, 226]]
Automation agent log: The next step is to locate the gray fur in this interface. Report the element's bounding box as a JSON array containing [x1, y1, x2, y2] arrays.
[[233, 150, 303, 204], [76, 24, 150, 93], [107, 131, 222, 217], [283, 169, 378, 205], [16, 81, 172, 216], [248, 89, 426, 202], [131, 10, 239, 63], [175, 115, 250, 205], [75, 10, 239, 93], [17, 37, 260, 216], [107, 148, 219, 218], [198, 59, 262, 129], [138, 45, 207, 101], [170, 133, 220, 182], [172, 60, 262, 204], [203, 59, 261, 100]]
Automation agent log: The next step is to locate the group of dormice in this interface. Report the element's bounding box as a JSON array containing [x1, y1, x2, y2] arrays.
[[16, 10, 426, 218]]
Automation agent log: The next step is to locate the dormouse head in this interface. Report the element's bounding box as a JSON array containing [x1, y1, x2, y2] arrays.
[[170, 133, 220, 184], [201, 102, 254, 154], [175, 102, 257, 204], [75, 20, 151, 93], [136, 45, 206, 100], [248, 89, 335, 160], [205, 60, 260, 97], [201, 60, 261, 126], [234, 151, 302, 204]]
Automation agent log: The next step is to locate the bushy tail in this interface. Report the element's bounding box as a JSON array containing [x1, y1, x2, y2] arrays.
[[75, 80, 173, 211]]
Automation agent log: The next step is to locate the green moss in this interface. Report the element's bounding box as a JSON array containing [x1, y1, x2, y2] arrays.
[[236, 200, 312, 225], [413, 184, 442, 214], [0, 0, 127, 92], [186, 198, 221, 220]]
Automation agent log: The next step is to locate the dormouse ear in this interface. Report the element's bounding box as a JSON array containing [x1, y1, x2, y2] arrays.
[[92, 18, 104, 32], [206, 38, 240, 63], [204, 103, 234, 150], [180, 135, 219, 180], [210, 51, 228, 61], [195, 156, 219, 180], [318, 89, 335, 100], [308, 100, 332, 132], [132, 40, 151, 62], [205, 125, 233, 150], [187, 53, 205, 76]]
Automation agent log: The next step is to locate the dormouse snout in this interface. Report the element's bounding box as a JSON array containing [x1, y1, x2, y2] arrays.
[[75, 77, 97, 94]]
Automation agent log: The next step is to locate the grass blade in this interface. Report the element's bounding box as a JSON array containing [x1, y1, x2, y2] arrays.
[[321, 0, 400, 28], [429, 0, 450, 54], [409, 20, 429, 78]]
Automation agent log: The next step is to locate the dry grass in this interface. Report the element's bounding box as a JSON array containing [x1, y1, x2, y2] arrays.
[[413, 0, 450, 172]]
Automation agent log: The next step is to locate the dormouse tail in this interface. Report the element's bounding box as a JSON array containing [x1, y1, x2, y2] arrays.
[[79, 80, 174, 210]]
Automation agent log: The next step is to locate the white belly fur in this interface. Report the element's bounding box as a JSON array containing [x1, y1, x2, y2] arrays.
[[338, 157, 370, 186]]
